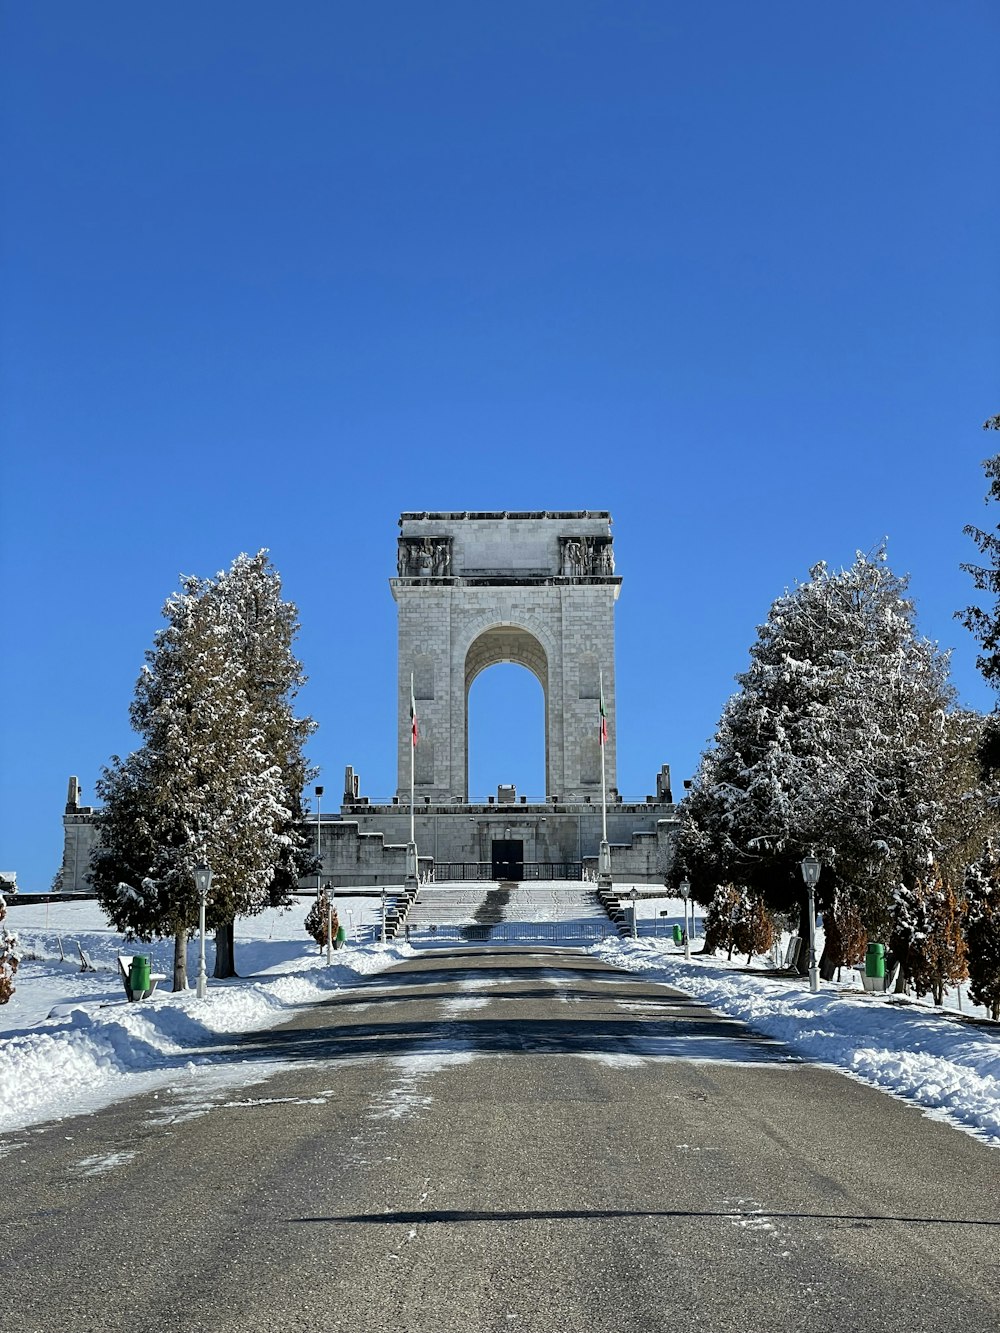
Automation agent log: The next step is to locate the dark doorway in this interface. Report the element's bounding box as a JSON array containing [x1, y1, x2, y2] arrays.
[[491, 839, 524, 881]]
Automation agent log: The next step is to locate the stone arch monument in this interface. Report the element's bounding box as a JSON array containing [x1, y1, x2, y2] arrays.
[[59, 510, 677, 893], [392, 511, 620, 802]]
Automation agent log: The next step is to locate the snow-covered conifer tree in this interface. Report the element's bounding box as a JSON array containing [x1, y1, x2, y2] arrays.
[[91, 552, 315, 987], [193, 551, 316, 976], [892, 868, 967, 1005], [673, 551, 961, 971]]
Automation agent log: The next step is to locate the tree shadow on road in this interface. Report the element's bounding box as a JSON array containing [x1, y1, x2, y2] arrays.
[[289, 1206, 1000, 1229]]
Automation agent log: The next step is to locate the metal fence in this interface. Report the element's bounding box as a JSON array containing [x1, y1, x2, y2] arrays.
[[405, 921, 614, 944], [431, 862, 584, 883]]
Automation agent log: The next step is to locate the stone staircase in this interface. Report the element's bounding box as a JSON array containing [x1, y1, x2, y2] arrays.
[[400, 881, 608, 941], [595, 885, 630, 936]]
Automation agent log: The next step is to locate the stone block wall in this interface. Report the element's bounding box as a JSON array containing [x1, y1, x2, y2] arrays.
[[582, 821, 678, 884]]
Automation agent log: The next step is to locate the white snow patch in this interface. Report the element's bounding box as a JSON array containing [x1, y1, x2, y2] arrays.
[[369, 1048, 478, 1121], [581, 1052, 646, 1068], [440, 995, 489, 1014], [73, 1151, 136, 1176], [222, 1094, 331, 1109]]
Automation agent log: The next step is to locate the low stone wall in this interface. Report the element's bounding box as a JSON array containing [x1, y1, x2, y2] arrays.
[[582, 823, 676, 885], [307, 820, 431, 888]]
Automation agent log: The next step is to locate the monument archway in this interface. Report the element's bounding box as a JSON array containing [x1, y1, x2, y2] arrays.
[[391, 511, 621, 803]]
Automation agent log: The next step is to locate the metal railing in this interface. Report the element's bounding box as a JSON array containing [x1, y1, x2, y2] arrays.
[[405, 920, 614, 943], [340, 795, 552, 807], [350, 923, 380, 946], [431, 861, 583, 883]]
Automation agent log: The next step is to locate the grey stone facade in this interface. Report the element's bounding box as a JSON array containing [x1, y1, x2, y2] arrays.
[[325, 791, 675, 886]]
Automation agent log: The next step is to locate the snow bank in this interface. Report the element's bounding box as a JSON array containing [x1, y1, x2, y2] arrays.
[[0, 933, 407, 1134], [595, 937, 1000, 1146]]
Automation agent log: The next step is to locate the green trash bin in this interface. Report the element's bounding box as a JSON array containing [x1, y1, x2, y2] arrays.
[[672, 924, 684, 945], [865, 942, 886, 979], [130, 954, 151, 997], [335, 925, 347, 949]]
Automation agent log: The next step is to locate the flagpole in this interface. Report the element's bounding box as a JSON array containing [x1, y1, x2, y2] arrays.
[[410, 672, 415, 847], [599, 671, 608, 846], [405, 672, 419, 899], [598, 669, 611, 888]]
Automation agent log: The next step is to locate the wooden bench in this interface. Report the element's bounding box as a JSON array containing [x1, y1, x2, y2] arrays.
[[117, 954, 168, 1002]]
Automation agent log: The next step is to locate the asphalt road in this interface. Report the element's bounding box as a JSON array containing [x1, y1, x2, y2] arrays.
[[2, 947, 998, 1333]]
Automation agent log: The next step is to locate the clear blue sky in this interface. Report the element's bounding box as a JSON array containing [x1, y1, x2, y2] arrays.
[[2, 1, 998, 889]]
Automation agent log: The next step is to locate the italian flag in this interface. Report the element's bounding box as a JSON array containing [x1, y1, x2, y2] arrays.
[[599, 676, 608, 746], [410, 676, 418, 746]]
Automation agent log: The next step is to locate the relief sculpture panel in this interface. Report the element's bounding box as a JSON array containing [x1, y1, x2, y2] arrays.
[[397, 537, 453, 578], [559, 536, 614, 577]]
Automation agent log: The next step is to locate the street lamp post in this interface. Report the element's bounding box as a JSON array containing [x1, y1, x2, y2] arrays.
[[194, 861, 212, 1000], [800, 853, 822, 994], [630, 886, 639, 939], [315, 785, 324, 901], [314, 785, 333, 964], [406, 673, 419, 895], [679, 878, 692, 961]]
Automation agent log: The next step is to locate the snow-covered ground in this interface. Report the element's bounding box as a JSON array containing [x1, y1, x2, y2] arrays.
[[0, 895, 404, 1136], [2, 893, 999, 1149]]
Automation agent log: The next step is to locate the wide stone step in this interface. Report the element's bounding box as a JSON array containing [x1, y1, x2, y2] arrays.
[[404, 882, 607, 927]]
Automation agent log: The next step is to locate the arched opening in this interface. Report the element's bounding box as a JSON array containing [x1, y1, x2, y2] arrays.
[[467, 664, 546, 801], [465, 626, 548, 801]]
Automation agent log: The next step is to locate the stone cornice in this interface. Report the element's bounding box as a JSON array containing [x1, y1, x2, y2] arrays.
[[399, 510, 611, 523]]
